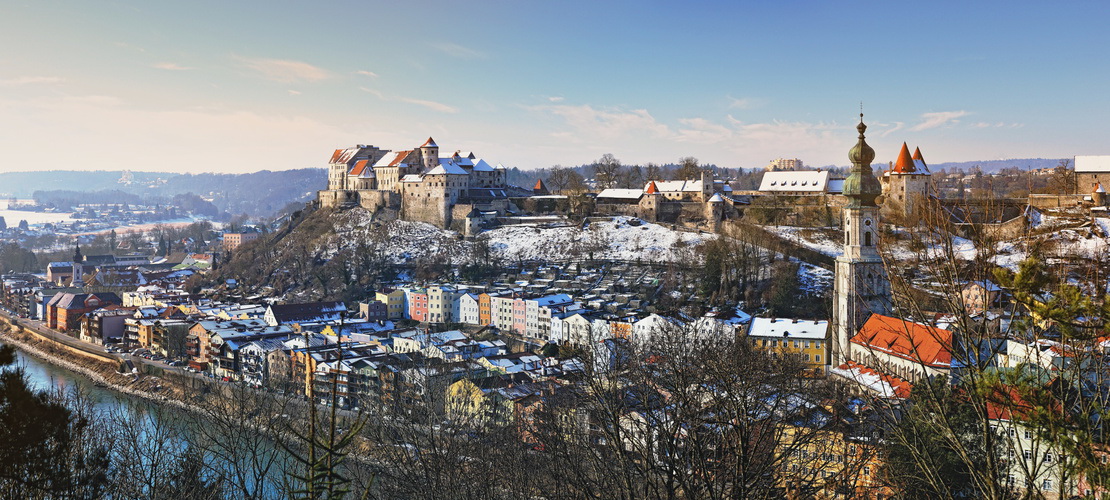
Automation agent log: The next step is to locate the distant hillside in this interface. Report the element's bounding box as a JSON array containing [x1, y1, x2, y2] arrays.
[[0, 168, 326, 216], [925, 158, 1065, 174]]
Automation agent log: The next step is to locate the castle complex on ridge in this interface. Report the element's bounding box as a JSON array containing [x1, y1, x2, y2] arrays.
[[318, 137, 514, 230]]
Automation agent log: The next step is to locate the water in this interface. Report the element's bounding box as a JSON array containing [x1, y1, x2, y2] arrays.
[[1, 342, 297, 497]]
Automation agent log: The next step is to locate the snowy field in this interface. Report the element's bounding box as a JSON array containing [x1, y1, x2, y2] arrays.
[[322, 211, 713, 264]]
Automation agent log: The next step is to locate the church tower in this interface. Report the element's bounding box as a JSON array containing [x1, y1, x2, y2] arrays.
[[72, 242, 85, 288], [831, 114, 892, 365]]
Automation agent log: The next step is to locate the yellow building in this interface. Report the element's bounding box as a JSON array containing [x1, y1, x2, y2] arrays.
[[778, 424, 891, 499], [747, 318, 829, 376], [446, 378, 490, 425], [376, 289, 407, 320]]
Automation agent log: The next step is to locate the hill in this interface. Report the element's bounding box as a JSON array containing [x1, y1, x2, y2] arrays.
[[0, 169, 326, 216]]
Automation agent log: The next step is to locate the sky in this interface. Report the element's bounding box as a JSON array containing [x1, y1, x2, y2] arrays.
[[1, 0, 1108, 174]]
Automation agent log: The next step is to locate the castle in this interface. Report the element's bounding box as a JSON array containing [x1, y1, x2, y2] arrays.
[[318, 138, 513, 229]]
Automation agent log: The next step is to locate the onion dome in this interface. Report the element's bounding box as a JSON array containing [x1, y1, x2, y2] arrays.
[[842, 114, 882, 207]]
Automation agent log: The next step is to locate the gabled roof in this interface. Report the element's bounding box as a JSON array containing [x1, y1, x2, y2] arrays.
[[596, 188, 643, 200], [1076, 155, 1110, 173], [747, 317, 828, 339], [329, 149, 345, 163], [850, 314, 953, 368], [652, 180, 703, 192], [374, 150, 413, 168], [429, 160, 468, 175], [831, 361, 913, 399], [268, 301, 346, 324], [471, 159, 495, 172], [758, 170, 839, 193]]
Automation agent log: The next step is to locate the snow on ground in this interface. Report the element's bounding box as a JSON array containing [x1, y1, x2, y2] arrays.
[[768, 226, 842, 257], [320, 211, 713, 265], [485, 216, 712, 262], [798, 263, 833, 294]]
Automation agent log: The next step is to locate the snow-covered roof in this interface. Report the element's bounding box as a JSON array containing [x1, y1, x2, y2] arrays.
[[401, 174, 423, 182], [471, 159, 495, 172], [759, 170, 840, 193], [708, 193, 725, 203], [652, 180, 703, 192], [747, 317, 828, 339], [1076, 155, 1110, 173], [428, 161, 468, 175], [373, 150, 412, 168], [596, 188, 643, 200]]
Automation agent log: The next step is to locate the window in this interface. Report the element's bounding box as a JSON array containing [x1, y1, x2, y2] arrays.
[[815, 355, 821, 362], [1024, 430, 1032, 439], [1023, 450, 1032, 460], [1042, 479, 1052, 491], [864, 231, 872, 246]]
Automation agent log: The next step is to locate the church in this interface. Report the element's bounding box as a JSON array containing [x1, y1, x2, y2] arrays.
[[831, 115, 954, 390]]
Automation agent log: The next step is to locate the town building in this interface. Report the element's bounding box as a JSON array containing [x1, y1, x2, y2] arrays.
[[747, 317, 829, 376], [223, 231, 260, 250], [1075, 155, 1110, 194], [766, 158, 805, 171]]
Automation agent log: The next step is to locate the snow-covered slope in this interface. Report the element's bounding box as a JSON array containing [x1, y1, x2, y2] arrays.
[[485, 216, 712, 262]]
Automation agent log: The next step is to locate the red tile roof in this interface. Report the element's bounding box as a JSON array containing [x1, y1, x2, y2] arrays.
[[645, 181, 659, 194], [329, 149, 344, 163], [912, 146, 925, 163], [387, 150, 413, 167], [836, 360, 913, 398], [349, 159, 370, 176], [850, 313, 953, 368], [534, 179, 547, 191], [421, 137, 437, 148], [892, 142, 916, 173]]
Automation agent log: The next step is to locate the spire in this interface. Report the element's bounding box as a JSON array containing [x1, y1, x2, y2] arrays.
[[73, 241, 82, 263], [645, 180, 659, 194], [893, 142, 916, 173], [843, 113, 882, 207], [912, 146, 925, 163]]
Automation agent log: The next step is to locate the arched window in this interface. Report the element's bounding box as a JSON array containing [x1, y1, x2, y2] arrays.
[[864, 231, 872, 246]]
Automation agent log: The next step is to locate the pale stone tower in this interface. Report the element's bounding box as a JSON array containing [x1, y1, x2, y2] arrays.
[[420, 137, 439, 171], [831, 114, 892, 366], [72, 242, 84, 288], [881, 142, 932, 221]]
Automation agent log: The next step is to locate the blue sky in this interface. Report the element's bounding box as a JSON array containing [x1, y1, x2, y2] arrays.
[[1, 0, 1107, 173]]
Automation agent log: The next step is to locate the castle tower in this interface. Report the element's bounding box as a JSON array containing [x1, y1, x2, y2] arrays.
[[881, 142, 932, 222], [420, 137, 439, 171], [72, 242, 84, 287], [1093, 182, 1107, 207], [832, 114, 892, 366]]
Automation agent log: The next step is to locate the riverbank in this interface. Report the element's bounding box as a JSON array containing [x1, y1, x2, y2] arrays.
[[0, 320, 198, 412]]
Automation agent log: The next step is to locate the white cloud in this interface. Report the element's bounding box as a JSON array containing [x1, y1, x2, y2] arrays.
[[236, 56, 330, 83], [675, 117, 734, 143], [533, 104, 671, 141], [910, 110, 969, 131], [547, 96, 565, 103], [359, 87, 386, 99], [288, 90, 302, 96], [0, 76, 64, 86], [880, 122, 905, 137], [397, 97, 458, 113], [726, 95, 761, 109], [355, 70, 378, 78], [152, 62, 193, 71], [430, 42, 486, 59]]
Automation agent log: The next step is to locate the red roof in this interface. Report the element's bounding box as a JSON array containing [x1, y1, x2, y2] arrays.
[[892, 142, 916, 173], [349, 159, 370, 176], [421, 137, 437, 148], [837, 360, 913, 398], [850, 313, 953, 368], [388, 150, 413, 167], [912, 146, 925, 163], [329, 149, 344, 163], [534, 179, 547, 191], [645, 181, 659, 194]]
